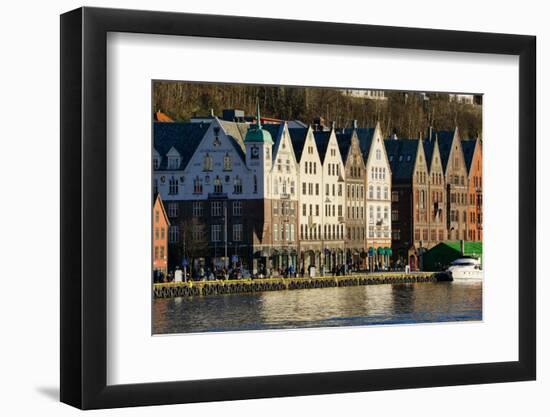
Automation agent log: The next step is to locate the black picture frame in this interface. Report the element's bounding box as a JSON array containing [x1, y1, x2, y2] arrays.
[[60, 6, 536, 410]]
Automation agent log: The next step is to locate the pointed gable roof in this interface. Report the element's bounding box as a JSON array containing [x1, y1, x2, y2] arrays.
[[355, 127, 375, 164], [335, 130, 353, 164], [288, 127, 309, 162], [383, 138, 420, 183], [423, 138, 435, 171], [461, 139, 477, 175], [313, 130, 332, 164], [427, 129, 456, 172], [153, 121, 209, 171]]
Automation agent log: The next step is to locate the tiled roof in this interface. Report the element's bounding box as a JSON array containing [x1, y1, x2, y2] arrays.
[[288, 128, 309, 162], [384, 138, 419, 183], [153, 121, 209, 171]]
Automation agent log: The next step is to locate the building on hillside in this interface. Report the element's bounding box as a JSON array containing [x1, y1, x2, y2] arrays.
[[153, 193, 170, 278], [361, 123, 392, 270], [341, 89, 387, 100], [336, 121, 367, 269], [462, 137, 483, 241]]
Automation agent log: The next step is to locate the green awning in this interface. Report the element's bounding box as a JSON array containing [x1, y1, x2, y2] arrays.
[[377, 247, 384, 255], [384, 247, 393, 256]]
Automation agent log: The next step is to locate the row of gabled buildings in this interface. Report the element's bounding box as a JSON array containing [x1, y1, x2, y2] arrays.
[[152, 108, 482, 276]]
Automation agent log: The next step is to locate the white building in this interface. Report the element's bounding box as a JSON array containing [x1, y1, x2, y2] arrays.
[[361, 122, 392, 269]]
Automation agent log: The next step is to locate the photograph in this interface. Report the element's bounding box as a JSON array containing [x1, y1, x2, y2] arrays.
[[151, 81, 483, 334]]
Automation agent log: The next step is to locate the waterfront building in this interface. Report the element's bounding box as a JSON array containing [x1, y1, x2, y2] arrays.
[[423, 133, 448, 246], [152, 193, 170, 277], [313, 127, 346, 270], [336, 121, 367, 269], [384, 137, 429, 270], [362, 123, 392, 270], [289, 125, 325, 271], [462, 137, 483, 241], [429, 128, 469, 241]]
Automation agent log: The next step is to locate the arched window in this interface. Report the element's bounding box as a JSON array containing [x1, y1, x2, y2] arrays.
[[369, 185, 373, 199]]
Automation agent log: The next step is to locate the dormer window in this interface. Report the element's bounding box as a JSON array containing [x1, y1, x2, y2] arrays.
[[203, 153, 213, 171], [168, 157, 180, 169], [223, 153, 232, 171]]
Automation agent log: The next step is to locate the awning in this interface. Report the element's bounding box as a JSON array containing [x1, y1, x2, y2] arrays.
[[368, 247, 375, 256], [384, 247, 393, 256], [377, 247, 384, 255]]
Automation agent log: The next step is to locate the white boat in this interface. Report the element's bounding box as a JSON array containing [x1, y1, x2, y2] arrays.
[[445, 257, 483, 281]]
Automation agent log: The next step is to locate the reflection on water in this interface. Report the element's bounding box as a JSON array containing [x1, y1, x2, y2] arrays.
[[153, 281, 482, 334]]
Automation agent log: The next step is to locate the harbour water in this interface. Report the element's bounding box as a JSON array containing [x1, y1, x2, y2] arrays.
[[152, 281, 482, 334]]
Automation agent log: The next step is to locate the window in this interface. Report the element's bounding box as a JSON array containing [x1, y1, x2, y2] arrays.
[[153, 158, 160, 169], [155, 228, 159, 240], [193, 176, 203, 194], [326, 184, 329, 196], [167, 202, 178, 218], [192, 201, 203, 217], [376, 149, 381, 160], [154, 246, 159, 260], [223, 153, 232, 170], [153, 178, 158, 195], [169, 225, 179, 243], [384, 207, 389, 220], [290, 181, 295, 195], [214, 176, 223, 193], [168, 177, 179, 195], [290, 224, 295, 241], [211, 225, 222, 242], [384, 187, 388, 200], [233, 201, 242, 216], [253, 175, 258, 193], [203, 153, 213, 171], [273, 224, 278, 241], [369, 186, 373, 199], [302, 182, 307, 195], [338, 184, 342, 196], [376, 186, 381, 200], [192, 225, 203, 241], [155, 210, 159, 223], [315, 204, 319, 216], [377, 206, 381, 219], [315, 183, 319, 195], [211, 201, 222, 216], [233, 224, 243, 241], [392, 209, 399, 221], [233, 176, 243, 194], [302, 204, 306, 216], [168, 157, 180, 169]]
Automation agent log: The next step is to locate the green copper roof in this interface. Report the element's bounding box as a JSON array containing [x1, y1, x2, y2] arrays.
[[244, 103, 274, 144]]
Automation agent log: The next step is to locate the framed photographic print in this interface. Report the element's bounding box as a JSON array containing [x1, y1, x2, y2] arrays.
[[60, 6, 536, 409]]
